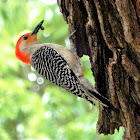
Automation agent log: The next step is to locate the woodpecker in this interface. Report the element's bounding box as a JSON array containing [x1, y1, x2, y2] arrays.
[[15, 20, 117, 111]]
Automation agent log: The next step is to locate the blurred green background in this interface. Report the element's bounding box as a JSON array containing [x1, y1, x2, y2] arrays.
[[0, 0, 124, 139]]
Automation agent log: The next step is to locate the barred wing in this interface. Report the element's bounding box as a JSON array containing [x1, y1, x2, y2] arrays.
[[31, 46, 85, 96]]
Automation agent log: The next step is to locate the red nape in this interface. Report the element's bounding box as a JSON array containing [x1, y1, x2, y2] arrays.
[[15, 34, 31, 65]]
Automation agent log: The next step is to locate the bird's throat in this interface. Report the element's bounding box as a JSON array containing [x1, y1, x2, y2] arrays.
[[15, 44, 31, 65]]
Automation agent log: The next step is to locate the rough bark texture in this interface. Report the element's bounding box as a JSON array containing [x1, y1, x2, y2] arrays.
[[57, 0, 140, 140]]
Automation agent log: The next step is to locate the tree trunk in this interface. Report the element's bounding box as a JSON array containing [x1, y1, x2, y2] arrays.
[[57, 0, 140, 139]]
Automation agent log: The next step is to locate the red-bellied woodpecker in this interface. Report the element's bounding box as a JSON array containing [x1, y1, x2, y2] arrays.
[[15, 20, 118, 111]]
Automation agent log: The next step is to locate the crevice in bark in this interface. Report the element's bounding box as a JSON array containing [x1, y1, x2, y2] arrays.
[[58, 0, 140, 139], [131, 0, 140, 25]]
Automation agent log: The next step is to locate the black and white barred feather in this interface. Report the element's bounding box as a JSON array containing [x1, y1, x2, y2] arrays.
[[31, 46, 94, 104]]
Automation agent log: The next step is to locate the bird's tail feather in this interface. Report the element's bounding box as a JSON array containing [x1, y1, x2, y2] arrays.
[[88, 89, 118, 112], [79, 76, 118, 112]]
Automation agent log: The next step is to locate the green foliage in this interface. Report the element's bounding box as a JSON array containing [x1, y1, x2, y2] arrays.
[[0, 0, 124, 139]]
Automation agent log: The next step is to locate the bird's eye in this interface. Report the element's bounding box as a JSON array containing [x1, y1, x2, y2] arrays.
[[23, 36, 28, 40]]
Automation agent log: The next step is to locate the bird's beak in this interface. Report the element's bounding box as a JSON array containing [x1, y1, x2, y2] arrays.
[[31, 20, 44, 36]]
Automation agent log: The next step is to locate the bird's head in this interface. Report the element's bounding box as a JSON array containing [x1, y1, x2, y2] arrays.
[[15, 20, 44, 65]]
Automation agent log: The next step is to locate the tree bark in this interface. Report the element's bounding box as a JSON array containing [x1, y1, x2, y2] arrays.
[[57, 0, 140, 139]]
